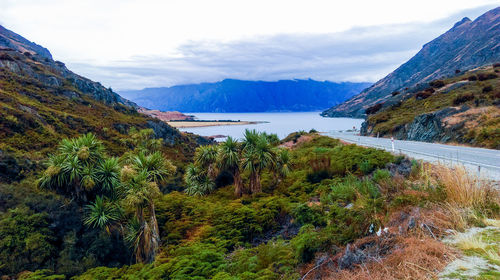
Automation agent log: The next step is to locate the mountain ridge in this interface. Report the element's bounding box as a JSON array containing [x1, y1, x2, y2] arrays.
[[121, 79, 371, 113], [322, 6, 500, 118]]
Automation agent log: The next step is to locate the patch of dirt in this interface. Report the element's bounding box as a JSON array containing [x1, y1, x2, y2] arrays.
[[138, 107, 194, 121], [280, 135, 314, 149]]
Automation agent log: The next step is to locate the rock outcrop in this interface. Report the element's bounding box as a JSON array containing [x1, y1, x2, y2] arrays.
[[361, 106, 470, 143]]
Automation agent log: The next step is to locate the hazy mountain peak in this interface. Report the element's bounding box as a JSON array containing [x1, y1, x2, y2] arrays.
[[452, 17, 471, 29], [322, 6, 500, 118]]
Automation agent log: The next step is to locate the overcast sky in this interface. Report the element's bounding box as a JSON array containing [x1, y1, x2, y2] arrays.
[[1, 0, 498, 90]]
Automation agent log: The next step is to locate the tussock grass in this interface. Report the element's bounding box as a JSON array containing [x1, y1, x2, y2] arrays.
[[455, 234, 488, 252], [485, 249, 500, 265], [432, 165, 499, 217]]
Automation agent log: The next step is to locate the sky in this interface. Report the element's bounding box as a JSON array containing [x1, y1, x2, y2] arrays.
[[1, 0, 498, 90]]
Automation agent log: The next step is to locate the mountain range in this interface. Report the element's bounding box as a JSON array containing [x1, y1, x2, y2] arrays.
[[120, 79, 371, 112], [322, 6, 500, 118]]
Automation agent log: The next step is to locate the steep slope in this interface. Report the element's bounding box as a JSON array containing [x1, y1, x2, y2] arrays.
[[0, 25, 52, 59], [0, 26, 210, 183], [120, 79, 371, 112], [360, 65, 500, 149], [1, 24, 136, 107], [322, 6, 500, 118]]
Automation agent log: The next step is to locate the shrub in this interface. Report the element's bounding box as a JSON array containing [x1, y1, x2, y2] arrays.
[[483, 85, 493, 93], [455, 69, 461, 74], [452, 94, 474, 105], [291, 225, 322, 263], [365, 103, 383, 115], [424, 87, 435, 93], [18, 269, 65, 280], [292, 203, 326, 226], [359, 160, 374, 175], [429, 80, 445, 88], [468, 75, 478, 81], [306, 169, 331, 183], [415, 91, 432, 100], [493, 63, 500, 68], [478, 73, 498, 81], [390, 101, 402, 109], [391, 91, 401, 96], [372, 169, 391, 183], [0, 53, 15, 61]]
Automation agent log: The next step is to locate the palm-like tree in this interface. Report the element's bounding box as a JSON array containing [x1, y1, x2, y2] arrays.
[[96, 157, 121, 198], [84, 195, 122, 233], [194, 145, 219, 180], [38, 133, 110, 202], [242, 134, 276, 194], [217, 136, 244, 196], [184, 163, 216, 196], [122, 152, 174, 263], [272, 148, 291, 185]]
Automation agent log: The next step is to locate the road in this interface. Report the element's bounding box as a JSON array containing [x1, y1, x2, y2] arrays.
[[325, 131, 500, 181]]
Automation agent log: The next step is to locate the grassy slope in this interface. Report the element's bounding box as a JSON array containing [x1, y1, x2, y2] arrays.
[[364, 65, 500, 149], [0, 50, 202, 172], [65, 135, 499, 280]]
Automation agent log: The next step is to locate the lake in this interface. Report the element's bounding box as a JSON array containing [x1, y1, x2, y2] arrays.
[[179, 112, 364, 140]]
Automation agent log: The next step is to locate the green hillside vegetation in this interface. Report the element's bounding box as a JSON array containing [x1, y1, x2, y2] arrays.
[[1, 39, 500, 279], [0, 50, 207, 184], [363, 64, 500, 149], [2, 130, 499, 279]]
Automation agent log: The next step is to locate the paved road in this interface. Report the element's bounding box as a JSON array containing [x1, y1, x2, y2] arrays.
[[325, 131, 500, 181]]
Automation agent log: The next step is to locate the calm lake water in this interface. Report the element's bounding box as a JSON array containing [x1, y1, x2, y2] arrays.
[[179, 112, 363, 140]]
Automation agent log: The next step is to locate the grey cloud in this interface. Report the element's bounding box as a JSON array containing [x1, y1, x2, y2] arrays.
[[66, 4, 497, 90]]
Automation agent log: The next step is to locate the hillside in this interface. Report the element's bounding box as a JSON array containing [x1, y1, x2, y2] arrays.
[[0, 25, 211, 183], [360, 65, 500, 149], [120, 79, 371, 112], [1, 25, 500, 280], [322, 6, 500, 118]]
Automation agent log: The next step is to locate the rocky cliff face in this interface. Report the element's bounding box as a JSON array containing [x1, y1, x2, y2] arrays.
[[322, 7, 500, 118], [361, 106, 470, 143]]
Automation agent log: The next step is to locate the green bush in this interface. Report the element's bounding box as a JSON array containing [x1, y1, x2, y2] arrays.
[[291, 225, 322, 263], [292, 203, 326, 227], [372, 169, 391, 183]]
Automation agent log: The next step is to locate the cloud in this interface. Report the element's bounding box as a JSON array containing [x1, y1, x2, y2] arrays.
[[60, 4, 497, 90]]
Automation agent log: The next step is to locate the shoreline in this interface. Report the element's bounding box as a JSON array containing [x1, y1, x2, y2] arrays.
[[168, 120, 267, 128]]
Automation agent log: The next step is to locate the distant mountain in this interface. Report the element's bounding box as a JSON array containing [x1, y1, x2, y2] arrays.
[[120, 79, 371, 113], [322, 6, 500, 118]]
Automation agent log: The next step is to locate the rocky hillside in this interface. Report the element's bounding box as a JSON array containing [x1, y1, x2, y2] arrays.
[[360, 65, 500, 149], [0, 25, 52, 59], [120, 79, 370, 112], [0, 25, 135, 108], [0, 26, 211, 183], [322, 6, 500, 118]]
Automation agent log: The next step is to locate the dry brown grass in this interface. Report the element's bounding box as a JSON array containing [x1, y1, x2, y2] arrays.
[[321, 236, 455, 280], [432, 165, 487, 208]]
